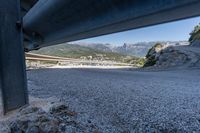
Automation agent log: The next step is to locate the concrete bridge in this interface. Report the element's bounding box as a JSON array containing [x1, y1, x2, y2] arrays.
[[1, 0, 200, 114]]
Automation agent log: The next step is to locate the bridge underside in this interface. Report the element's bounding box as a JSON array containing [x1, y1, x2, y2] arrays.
[[0, 0, 200, 114], [22, 0, 200, 51], [0, 0, 28, 114]]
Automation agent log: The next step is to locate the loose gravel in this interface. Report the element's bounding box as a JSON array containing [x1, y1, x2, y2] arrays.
[[11, 68, 200, 132]]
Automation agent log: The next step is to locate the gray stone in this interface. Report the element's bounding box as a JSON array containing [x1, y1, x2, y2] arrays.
[[26, 126, 40, 133], [190, 40, 200, 47]]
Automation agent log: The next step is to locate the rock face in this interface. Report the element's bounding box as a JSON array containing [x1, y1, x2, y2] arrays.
[[144, 44, 160, 67], [1, 104, 99, 133], [189, 24, 200, 47], [155, 48, 188, 67], [190, 40, 200, 47], [144, 43, 200, 68]]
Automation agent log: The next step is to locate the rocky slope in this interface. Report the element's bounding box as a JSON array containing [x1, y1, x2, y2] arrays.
[[144, 23, 200, 68], [189, 23, 200, 47], [144, 43, 200, 68]]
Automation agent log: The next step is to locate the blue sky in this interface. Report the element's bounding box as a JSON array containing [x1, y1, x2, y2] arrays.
[[74, 16, 200, 46]]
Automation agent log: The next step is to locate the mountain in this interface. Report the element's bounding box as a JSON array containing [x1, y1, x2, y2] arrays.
[[113, 42, 155, 57], [78, 43, 114, 52], [73, 41, 189, 57]]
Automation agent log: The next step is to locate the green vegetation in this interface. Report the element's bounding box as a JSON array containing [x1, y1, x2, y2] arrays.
[[32, 44, 103, 58], [143, 43, 163, 67], [146, 43, 162, 58], [189, 23, 200, 43], [123, 57, 146, 67], [31, 43, 144, 66], [143, 57, 157, 67]]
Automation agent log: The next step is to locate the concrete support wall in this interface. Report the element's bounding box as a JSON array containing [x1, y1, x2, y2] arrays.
[[0, 0, 28, 114]]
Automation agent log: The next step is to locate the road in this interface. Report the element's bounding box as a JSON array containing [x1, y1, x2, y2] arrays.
[[26, 67, 200, 132]]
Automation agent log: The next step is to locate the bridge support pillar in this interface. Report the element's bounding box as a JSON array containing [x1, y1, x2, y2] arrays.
[[0, 0, 28, 114]]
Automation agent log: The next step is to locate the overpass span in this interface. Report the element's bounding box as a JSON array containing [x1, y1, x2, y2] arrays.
[[22, 0, 200, 51]]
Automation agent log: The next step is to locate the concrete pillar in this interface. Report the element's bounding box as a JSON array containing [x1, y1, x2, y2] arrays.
[[0, 0, 28, 114]]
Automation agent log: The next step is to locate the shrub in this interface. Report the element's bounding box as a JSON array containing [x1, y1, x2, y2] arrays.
[[189, 23, 200, 43]]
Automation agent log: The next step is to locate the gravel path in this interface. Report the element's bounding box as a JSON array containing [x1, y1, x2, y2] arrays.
[[27, 68, 200, 133]]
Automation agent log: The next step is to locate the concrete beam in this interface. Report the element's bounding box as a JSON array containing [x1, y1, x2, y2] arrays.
[[23, 0, 200, 50], [0, 0, 28, 114]]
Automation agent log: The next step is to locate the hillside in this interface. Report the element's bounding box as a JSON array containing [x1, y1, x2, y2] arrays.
[[31, 44, 145, 66], [73, 42, 155, 57], [74, 41, 189, 57]]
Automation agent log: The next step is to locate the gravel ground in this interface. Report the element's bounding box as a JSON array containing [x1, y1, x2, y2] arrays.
[[26, 68, 200, 132]]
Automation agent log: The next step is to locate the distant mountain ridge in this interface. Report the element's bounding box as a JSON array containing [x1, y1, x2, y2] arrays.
[[72, 41, 189, 57]]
